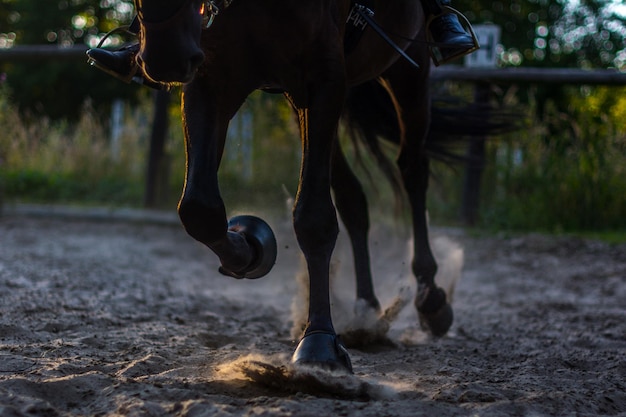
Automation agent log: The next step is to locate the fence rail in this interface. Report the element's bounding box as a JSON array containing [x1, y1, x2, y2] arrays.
[[2, 45, 626, 85], [431, 66, 626, 85], [0, 45, 88, 62]]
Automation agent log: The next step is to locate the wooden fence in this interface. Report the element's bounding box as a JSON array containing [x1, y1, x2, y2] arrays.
[[432, 66, 626, 85], [0, 45, 88, 61], [3, 45, 626, 84], [431, 66, 626, 224]]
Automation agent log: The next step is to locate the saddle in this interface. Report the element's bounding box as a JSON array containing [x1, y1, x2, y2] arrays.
[[344, 1, 420, 69]]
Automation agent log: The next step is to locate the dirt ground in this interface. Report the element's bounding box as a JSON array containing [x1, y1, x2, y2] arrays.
[[0, 205, 625, 417]]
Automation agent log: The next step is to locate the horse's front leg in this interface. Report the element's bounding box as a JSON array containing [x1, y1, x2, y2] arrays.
[[289, 76, 352, 373], [178, 84, 276, 279]]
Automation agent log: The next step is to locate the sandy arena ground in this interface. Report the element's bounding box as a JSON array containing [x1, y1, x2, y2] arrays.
[[0, 206, 625, 416]]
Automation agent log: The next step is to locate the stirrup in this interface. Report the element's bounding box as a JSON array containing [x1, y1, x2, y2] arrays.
[[426, 6, 480, 66], [86, 25, 139, 84]]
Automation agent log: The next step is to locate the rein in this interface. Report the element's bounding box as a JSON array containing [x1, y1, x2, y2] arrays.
[[201, 0, 232, 29], [134, 0, 232, 31]]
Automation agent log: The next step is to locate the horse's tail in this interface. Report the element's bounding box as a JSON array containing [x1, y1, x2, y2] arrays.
[[341, 79, 515, 196]]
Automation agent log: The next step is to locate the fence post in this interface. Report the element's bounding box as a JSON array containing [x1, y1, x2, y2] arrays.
[[0, 177, 4, 218], [110, 99, 124, 161], [460, 24, 500, 226], [144, 89, 171, 208], [461, 83, 489, 226]]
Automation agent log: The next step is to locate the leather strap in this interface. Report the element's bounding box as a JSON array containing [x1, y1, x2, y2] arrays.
[[353, 6, 420, 70]]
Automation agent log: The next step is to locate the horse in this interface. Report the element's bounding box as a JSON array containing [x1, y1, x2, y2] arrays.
[[133, 0, 456, 373]]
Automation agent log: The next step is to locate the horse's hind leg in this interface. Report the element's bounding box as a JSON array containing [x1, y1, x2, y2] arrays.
[[384, 58, 453, 337], [331, 144, 380, 311], [401, 150, 453, 337]]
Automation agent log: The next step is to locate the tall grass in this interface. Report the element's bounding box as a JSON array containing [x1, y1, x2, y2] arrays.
[[0, 87, 301, 211], [0, 85, 148, 206], [480, 85, 626, 233], [1, 82, 624, 235]]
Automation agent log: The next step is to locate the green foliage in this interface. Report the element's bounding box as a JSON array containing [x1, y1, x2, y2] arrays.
[[1, 0, 624, 122], [0, 0, 139, 120], [1, 82, 625, 235], [0, 0, 135, 50], [456, 0, 626, 69], [0, 88, 302, 211], [2, 170, 141, 205], [0, 84, 147, 206], [2, 60, 145, 121], [1, 0, 624, 233], [478, 85, 626, 232]]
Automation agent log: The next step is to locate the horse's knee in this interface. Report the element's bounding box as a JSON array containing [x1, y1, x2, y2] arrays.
[[178, 197, 227, 244]]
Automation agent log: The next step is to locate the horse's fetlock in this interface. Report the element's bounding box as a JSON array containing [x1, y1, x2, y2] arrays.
[[415, 285, 447, 315], [412, 260, 438, 284]]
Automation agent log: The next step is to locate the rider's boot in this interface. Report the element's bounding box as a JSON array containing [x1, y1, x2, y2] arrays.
[[422, 0, 479, 65], [86, 17, 165, 90]]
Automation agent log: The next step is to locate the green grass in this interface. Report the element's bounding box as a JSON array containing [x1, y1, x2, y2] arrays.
[[567, 231, 626, 245], [1, 169, 143, 206]]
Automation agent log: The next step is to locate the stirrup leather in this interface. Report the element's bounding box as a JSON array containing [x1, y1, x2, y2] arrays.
[[426, 6, 480, 66]]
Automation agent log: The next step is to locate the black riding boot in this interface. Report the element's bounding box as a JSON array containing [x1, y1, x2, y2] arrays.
[[86, 17, 164, 89], [421, 0, 478, 65]]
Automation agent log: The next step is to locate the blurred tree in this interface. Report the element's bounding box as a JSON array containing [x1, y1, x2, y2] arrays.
[[453, 0, 626, 128], [456, 0, 626, 69], [2, 0, 624, 120], [0, 0, 143, 121]]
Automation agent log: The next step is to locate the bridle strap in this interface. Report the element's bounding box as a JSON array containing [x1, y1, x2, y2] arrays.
[[135, 0, 196, 30], [134, 0, 231, 31], [200, 0, 234, 29]]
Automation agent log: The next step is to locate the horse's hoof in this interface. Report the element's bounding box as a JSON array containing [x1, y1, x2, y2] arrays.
[[418, 302, 454, 337], [222, 215, 277, 279], [292, 332, 353, 373]]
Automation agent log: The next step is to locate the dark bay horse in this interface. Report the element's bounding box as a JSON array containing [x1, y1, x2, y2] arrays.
[[134, 0, 452, 372]]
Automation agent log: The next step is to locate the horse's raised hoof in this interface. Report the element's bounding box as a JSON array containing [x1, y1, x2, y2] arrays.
[[219, 215, 277, 279], [418, 302, 454, 337], [292, 332, 353, 373]]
